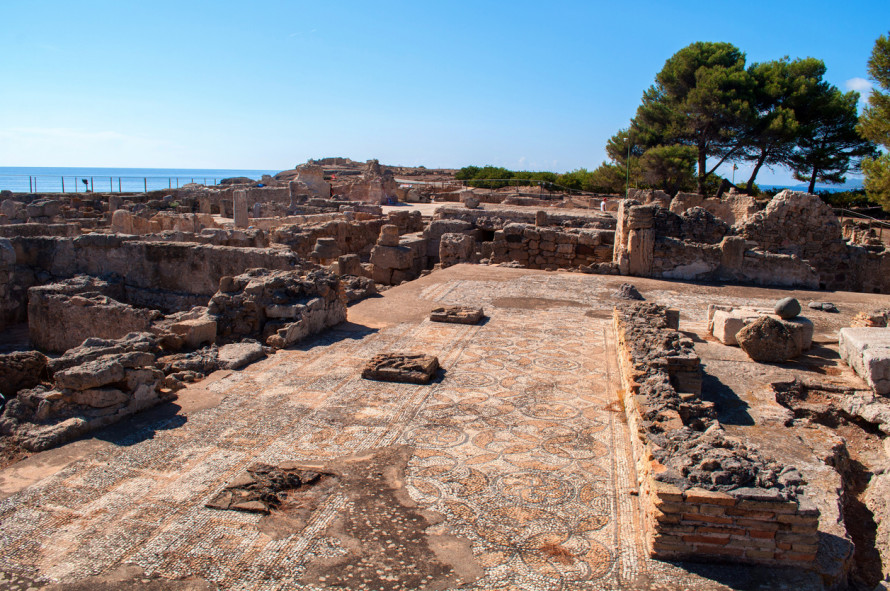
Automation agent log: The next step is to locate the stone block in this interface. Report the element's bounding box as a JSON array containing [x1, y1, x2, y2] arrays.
[[362, 353, 439, 384], [370, 245, 414, 270], [430, 306, 485, 325], [378, 224, 401, 247], [839, 327, 890, 395], [218, 342, 265, 370], [171, 317, 217, 349]]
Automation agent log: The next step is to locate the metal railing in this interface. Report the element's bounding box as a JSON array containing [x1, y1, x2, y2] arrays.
[[834, 207, 890, 242], [399, 177, 606, 198], [1, 174, 224, 194]]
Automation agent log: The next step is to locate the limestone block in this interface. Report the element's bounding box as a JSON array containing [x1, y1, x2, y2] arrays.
[[218, 342, 265, 370], [378, 224, 401, 247], [439, 233, 475, 268], [720, 236, 746, 269], [0, 238, 14, 266], [72, 387, 129, 408], [711, 309, 759, 346], [839, 328, 890, 395], [265, 304, 304, 319], [54, 358, 126, 391], [171, 317, 217, 349], [627, 228, 654, 276], [337, 254, 363, 276], [111, 210, 135, 234], [370, 244, 414, 270]]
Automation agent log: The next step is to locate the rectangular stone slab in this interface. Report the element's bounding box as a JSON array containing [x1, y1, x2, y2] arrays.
[[361, 353, 440, 384], [429, 306, 485, 325]]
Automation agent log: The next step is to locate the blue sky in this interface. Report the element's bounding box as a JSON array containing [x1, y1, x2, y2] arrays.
[[1, 1, 887, 185]]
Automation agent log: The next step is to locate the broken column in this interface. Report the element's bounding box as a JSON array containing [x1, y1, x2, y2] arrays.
[[234, 190, 249, 228]]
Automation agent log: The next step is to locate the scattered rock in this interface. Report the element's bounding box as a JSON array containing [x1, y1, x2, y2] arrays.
[[774, 297, 801, 320], [362, 353, 440, 384], [615, 283, 644, 301], [736, 316, 801, 362], [430, 306, 484, 325], [808, 301, 839, 313], [217, 341, 265, 370]]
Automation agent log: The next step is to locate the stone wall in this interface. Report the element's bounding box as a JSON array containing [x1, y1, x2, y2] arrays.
[[487, 223, 614, 269], [28, 275, 160, 353], [8, 235, 302, 319], [208, 268, 346, 349], [614, 191, 890, 293], [612, 303, 820, 567], [0, 238, 15, 330]]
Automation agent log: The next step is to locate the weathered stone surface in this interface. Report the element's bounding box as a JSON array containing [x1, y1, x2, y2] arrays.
[[775, 297, 802, 319], [378, 224, 401, 247], [839, 327, 890, 395], [54, 357, 126, 391], [233, 190, 249, 228], [736, 316, 801, 362], [208, 267, 346, 349], [439, 233, 475, 268], [362, 353, 439, 384], [206, 463, 335, 514], [71, 387, 129, 408], [430, 306, 484, 325], [341, 275, 377, 303], [0, 351, 47, 398], [170, 317, 217, 349], [217, 342, 266, 370], [310, 237, 340, 261], [808, 301, 839, 313], [370, 244, 413, 270]]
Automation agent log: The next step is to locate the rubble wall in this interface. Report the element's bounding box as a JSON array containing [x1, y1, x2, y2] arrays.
[[612, 303, 820, 567], [487, 223, 614, 269], [615, 191, 890, 293]]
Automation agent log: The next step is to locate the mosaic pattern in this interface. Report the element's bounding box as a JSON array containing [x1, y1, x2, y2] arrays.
[[0, 274, 756, 590]]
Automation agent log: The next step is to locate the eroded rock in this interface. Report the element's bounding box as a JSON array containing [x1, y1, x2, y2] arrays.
[[429, 306, 484, 325], [361, 353, 439, 384]]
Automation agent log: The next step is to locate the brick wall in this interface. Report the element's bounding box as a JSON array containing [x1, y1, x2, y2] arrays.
[[612, 303, 820, 567]]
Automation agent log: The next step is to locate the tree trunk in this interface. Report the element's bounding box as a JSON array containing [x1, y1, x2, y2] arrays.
[[808, 169, 818, 194], [698, 145, 707, 195], [746, 151, 768, 195]]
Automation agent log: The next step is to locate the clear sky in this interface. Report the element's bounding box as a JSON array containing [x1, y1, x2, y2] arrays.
[[1, 0, 887, 185]]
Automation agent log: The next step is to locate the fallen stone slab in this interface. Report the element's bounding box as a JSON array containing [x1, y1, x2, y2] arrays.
[[206, 463, 335, 515], [361, 353, 440, 384], [839, 327, 890, 395], [217, 342, 265, 370], [429, 306, 485, 325]]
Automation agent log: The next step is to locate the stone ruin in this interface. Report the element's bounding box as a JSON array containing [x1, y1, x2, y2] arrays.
[[3, 163, 890, 585]]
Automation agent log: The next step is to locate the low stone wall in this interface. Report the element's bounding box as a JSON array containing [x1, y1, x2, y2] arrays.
[[612, 303, 820, 567], [271, 218, 386, 258], [487, 223, 614, 269], [207, 267, 346, 348], [0, 238, 15, 330], [0, 223, 81, 238], [433, 205, 617, 231]]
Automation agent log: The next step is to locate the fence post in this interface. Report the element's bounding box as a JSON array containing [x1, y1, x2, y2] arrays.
[[29, 176, 32, 193], [90, 177, 94, 192], [61, 177, 65, 193], [144, 178, 147, 193], [169, 178, 171, 189], [109, 177, 112, 192], [118, 178, 121, 192]]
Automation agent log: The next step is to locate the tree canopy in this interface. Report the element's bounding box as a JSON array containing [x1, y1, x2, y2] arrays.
[[860, 32, 890, 210]]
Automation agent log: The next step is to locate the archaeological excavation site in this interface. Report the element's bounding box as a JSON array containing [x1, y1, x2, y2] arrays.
[[2, 158, 890, 590]]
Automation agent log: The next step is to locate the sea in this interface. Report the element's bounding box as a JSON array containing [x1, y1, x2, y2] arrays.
[[0, 167, 281, 194]]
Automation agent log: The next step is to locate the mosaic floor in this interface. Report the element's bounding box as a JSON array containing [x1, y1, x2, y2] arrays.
[[0, 271, 825, 590]]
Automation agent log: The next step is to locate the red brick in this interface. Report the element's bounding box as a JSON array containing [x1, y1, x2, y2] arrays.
[[655, 501, 688, 514], [696, 545, 745, 557], [682, 513, 733, 525], [737, 500, 799, 513], [697, 526, 746, 536], [748, 529, 776, 540], [698, 504, 727, 517], [777, 513, 819, 525], [726, 507, 775, 519], [745, 549, 777, 560], [776, 552, 817, 562], [684, 487, 736, 506], [653, 480, 684, 502], [777, 542, 792, 551], [682, 534, 730, 546], [735, 519, 779, 531]]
